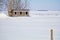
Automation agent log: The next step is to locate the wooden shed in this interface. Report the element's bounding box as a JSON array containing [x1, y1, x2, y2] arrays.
[[8, 9, 29, 17]]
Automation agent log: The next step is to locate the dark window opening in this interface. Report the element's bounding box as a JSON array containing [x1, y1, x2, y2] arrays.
[[15, 12, 16, 15], [26, 12, 28, 15], [20, 12, 22, 15]]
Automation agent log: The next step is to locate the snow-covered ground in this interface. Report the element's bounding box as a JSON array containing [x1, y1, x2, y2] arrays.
[[0, 11, 60, 40]]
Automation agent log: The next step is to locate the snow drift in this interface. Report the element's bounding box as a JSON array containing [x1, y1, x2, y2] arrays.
[[0, 11, 60, 40]]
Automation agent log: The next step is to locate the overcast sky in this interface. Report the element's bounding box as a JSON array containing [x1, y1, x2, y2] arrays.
[[30, 0, 60, 11], [0, 0, 60, 11]]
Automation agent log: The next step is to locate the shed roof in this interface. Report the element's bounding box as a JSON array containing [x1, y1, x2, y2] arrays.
[[13, 9, 29, 12]]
